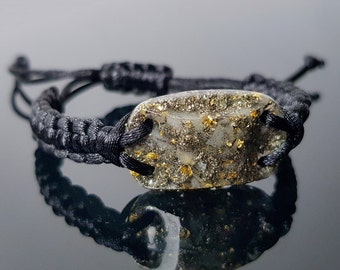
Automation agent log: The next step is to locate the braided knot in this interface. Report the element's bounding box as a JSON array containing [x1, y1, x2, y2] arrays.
[[100, 62, 173, 96], [30, 87, 154, 175]]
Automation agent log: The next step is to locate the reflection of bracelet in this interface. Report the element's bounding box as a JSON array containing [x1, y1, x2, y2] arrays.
[[35, 148, 297, 269], [10, 56, 323, 189]]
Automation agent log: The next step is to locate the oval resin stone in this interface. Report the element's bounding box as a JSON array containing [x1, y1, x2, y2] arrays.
[[125, 90, 286, 189]]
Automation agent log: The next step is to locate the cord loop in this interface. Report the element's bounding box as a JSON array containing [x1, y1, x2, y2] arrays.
[[259, 110, 304, 166]]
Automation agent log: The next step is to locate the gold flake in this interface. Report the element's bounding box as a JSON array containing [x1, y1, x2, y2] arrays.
[[209, 98, 216, 106], [226, 141, 233, 147], [237, 139, 244, 149], [219, 251, 227, 257], [179, 228, 191, 239], [134, 150, 142, 157], [204, 182, 214, 188], [161, 162, 169, 169], [219, 172, 226, 179], [184, 120, 193, 129], [224, 225, 230, 230], [128, 213, 139, 222], [252, 93, 263, 100], [140, 107, 147, 116], [145, 152, 159, 160], [202, 115, 218, 129], [129, 170, 140, 178], [172, 177, 180, 182], [161, 111, 168, 117], [250, 110, 259, 118], [156, 103, 165, 111], [223, 159, 233, 166], [227, 172, 238, 179], [170, 138, 177, 144], [179, 165, 193, 177]]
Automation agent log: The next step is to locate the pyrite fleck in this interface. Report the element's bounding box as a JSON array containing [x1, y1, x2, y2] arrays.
[[125, 90, 286, 189]]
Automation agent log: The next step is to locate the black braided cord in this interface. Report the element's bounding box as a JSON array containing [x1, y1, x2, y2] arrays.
[[31, 87, 154, 175], [10, 56, 324, 174]]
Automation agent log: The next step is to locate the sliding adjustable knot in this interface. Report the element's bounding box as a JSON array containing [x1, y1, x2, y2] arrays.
[[244, 73, 267, 86], [100, 62, 173, 96], [243, 73, 290, 97]]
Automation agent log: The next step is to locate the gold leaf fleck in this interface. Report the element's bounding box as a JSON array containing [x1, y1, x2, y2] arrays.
[[237, 139, 244, 149], [250, 110, 259, 118], [145, 152, 159, 160], [130, 171, 140, 178], [202, 115, 218, 129], [179, 165, 193, 177], [226, 141, 233, 147], [227, 172, 237, 179]]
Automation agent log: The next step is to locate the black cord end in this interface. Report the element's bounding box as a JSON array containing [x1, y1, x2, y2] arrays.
[[310, 92, 320, 102], [304, 55, 325, 70], [9, 55, 30, 74]]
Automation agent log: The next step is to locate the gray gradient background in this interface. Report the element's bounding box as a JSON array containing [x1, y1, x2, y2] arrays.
[[1, 1, 339, 269]]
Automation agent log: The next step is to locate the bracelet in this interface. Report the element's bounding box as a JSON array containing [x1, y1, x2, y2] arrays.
[[10, 56, 324, 189], [35, 147, 297, 269]]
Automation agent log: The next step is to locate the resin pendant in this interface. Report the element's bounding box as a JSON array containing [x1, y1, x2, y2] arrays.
[[125, 90, 286, 189]]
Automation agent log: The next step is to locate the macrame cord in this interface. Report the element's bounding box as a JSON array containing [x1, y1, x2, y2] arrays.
[[10, 56, 324, 174]]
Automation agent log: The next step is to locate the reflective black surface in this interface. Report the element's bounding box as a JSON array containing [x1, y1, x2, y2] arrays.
[[35, 148, 297, 270], [1, 1, 340, 270]]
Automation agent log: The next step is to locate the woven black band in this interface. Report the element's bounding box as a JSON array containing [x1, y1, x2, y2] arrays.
[[10, 56, 323, 175], [31, 87, 155, 174]]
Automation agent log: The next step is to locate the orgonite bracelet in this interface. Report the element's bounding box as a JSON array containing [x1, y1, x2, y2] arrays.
[[10, 56, 323, 189]]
